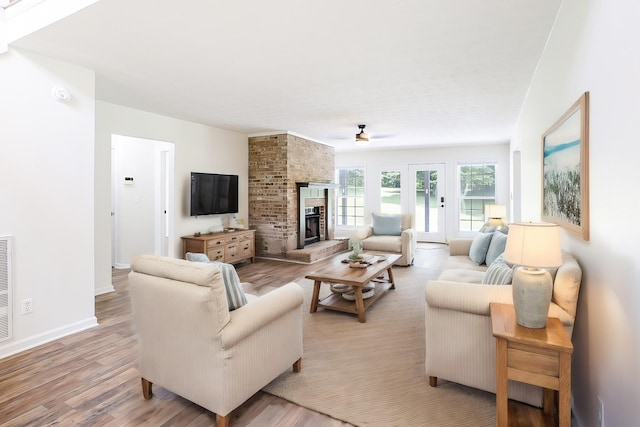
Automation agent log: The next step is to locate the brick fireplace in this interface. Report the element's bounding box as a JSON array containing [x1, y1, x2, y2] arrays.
[[248, 133, 344, 261]]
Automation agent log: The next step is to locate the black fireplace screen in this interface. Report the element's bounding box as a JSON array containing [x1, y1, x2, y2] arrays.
[[305, 207, 321, 245]]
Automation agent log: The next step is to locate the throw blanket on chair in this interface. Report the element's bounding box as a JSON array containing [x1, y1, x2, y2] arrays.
[[185, 252, 247, 310]]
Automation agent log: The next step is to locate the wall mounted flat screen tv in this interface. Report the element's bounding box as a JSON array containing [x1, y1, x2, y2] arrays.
[[190, 172, 239, 216]]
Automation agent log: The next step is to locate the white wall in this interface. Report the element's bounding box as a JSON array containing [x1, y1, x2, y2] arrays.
[[511, 0, 640, 425], [336, 143, 510, 240], [95, 102, 248, 294], [0, 48, 97, 358]]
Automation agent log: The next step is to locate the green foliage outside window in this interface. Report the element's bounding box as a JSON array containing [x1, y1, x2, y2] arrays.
[[336, 168, 365, 226], [458, 164, 496, 231]]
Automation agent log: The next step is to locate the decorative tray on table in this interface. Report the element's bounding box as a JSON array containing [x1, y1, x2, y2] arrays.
[[342, 255, 382, 268]]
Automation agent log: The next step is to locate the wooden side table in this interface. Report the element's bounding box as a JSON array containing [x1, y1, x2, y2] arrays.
[[490, 303, 573, 427]]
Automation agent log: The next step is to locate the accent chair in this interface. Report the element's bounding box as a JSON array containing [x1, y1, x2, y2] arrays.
[[128, 255, 304, 426]]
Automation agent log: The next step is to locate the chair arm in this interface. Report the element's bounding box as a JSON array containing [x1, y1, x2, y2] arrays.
[[219, 282, 304, 349], [448, 239, 473, 256], [401, 228, 416, 259], [355, 225, 373, 241]]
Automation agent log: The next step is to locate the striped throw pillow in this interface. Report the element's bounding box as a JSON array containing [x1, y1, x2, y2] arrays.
[[482, 254, 514, 285]]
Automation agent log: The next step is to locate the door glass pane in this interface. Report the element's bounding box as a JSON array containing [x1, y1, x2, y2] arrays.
[[415, 169, 438, 233], [380, 170, 401, 214]]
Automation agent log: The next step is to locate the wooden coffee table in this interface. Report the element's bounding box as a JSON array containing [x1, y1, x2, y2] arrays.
[[306, 253, 400, 323]]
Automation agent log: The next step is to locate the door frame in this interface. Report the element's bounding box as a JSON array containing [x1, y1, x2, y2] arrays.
[[408, 163, 446, 243], [111, 135, 175, 268]]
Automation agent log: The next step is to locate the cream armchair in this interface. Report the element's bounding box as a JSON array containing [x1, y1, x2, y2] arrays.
[[358, 213, 416, 266], [128, 255, 304, 427]]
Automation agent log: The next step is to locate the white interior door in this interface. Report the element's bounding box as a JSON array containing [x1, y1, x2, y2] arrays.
[[409, 163, 446, 242], [110, 145, 117, 267]]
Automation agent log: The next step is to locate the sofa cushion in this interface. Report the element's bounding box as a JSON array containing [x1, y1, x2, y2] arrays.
[[443, 255, 488, 272], [361, 234, 402, 253], [482, 254, 513, 285], [469, 232, 494, 264], [185, 252, 248, 311], [438, 268, 487, 284], [372, 213, 402, 236], [485, 231, 508, 266]]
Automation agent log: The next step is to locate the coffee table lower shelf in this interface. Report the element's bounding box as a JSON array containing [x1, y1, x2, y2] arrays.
[[313, 280, 393, 321]]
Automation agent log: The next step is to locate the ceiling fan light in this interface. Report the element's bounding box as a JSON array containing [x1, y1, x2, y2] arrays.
[[355, 134, 370, 144], [355, 124, 370, 144]]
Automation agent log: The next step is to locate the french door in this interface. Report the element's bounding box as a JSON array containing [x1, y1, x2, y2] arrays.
[[408, 163, 446, 243]]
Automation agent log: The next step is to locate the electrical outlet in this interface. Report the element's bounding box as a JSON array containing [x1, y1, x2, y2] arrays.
[[21, 298, 33, 314], [598, 395, 605, 427]]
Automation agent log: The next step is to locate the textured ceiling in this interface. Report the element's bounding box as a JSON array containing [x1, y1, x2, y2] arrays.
[[11, 0, 561, 151]]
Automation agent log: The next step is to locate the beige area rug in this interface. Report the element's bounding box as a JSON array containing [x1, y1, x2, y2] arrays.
[[262, 266, 496, 427]]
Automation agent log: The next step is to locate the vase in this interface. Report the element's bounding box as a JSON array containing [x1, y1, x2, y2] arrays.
[[511, 267, 553, 328]]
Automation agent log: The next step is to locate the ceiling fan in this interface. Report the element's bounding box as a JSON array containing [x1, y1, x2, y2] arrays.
[[355, 124, 370, 144], [352, 124, 395, 145]]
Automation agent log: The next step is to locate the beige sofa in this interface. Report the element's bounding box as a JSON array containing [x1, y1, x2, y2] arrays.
[[129, 255, 304, 427], [424, 238, 582, 407], [358, 213, 416, 266]]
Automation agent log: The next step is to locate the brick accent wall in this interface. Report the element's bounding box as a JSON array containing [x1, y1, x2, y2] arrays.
[[248, 133, 334, 259]]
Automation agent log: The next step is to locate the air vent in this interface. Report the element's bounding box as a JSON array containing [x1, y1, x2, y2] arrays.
[[0, 236, 13, 342]]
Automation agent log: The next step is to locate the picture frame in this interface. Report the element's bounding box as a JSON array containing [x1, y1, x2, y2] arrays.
[[542, 92, 589, 240]]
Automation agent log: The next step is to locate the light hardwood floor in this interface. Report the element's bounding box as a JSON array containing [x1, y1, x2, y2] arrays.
[[0, 244, 555, 426]]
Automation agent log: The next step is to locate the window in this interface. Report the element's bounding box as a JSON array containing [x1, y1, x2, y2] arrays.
[[336, 167, 365, 226], [380, 170, 401, 214], [458, 163, 496, 231]]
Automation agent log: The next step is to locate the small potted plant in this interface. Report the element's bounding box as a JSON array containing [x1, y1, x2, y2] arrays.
[[348, 240, 364, 266]]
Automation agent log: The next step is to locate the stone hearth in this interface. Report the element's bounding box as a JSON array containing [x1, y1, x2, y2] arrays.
[[285, 239, 349, 264]]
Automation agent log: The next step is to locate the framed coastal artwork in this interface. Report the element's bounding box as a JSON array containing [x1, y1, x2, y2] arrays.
[[542, 92, 590, 241]]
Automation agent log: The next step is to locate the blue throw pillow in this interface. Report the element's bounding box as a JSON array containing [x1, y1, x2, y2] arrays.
[[185, 252, 247, 310], [482, 254, 514, 285], [185, 252, 211, 263], [469, 232, 494, 264], [485, 230, 508, 266], [372, 213, 402, 236]]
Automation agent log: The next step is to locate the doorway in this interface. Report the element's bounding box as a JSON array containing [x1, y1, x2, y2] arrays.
[[408, 163, 446, 243], [111, 135, 175, 268]]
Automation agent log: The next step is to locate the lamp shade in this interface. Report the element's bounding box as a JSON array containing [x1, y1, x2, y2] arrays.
[[504, 222, 562, 268], [486, 204, 506, 219]]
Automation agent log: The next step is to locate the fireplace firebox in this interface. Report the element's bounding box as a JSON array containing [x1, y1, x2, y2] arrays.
[[305, 207, 321, 245], [296, 182, 338, 249]]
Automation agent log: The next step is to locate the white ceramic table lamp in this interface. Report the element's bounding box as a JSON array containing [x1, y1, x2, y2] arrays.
[[503, 222, 562, 328]]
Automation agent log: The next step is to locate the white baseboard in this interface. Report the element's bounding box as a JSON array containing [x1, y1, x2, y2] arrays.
[[113, 263, 130, 269], [0, 316, 98, 360], [95, 283, 115, 295]]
